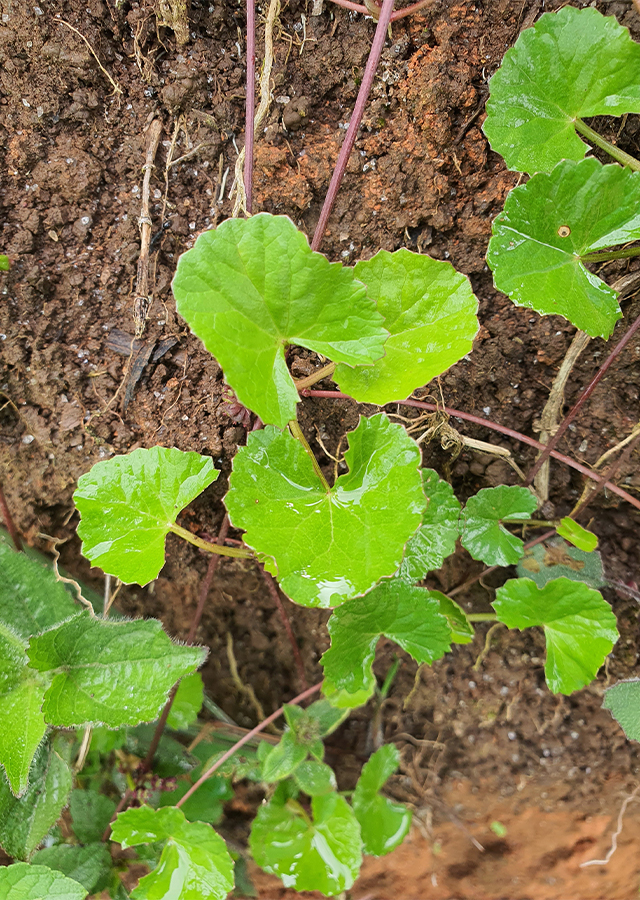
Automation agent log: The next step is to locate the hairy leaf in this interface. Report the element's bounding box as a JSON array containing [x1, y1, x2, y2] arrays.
[[74, 447, 218, 586], [399, 469, 461, 581], [260, 731, 308, 783], [603, 680, 640, 742], [226, 414, 424, 607], [335, 249, 478, 403], [294, 761, 337, 796], [461, 485, 537, 566], [69, 789, 117, 845], [486, 159, 638, 338], [493, 577, 618, 694], [483, 6, 640, 173], [352, 744, 411, 856], [321, 580, 451, 708], [31, 843, 112, 893], [173, 213, 387, 427], [0, 863, 86, 900]]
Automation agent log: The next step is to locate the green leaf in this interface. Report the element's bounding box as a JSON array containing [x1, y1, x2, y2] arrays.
[[335, 249, 478, 404], [69, 789, 117, 845], [493, 577, 618, 694], [260, 731, 308, 783], [74, 447, 218, 586], [111, 805, 234, 900], [556, 518, 598, 553], [437, 595, 474, 645], [517, 537, 605, 589], [173, 213, 387, 428], [158, 773, 232, 826], [352, 744, 411, 856], [28, 610, 206, 728], [31, 843, 112, 893], [461, 485, 537, 566], [0, 623, 48, 796], [603, 680, 640, 742], [399, 469, 460, 581], [0, 255, 9, 272], [0, 863, 86, 900], [0, 543, 80, 638], [125, 724, 197, 778], [249, 792, 362, 895], [293, 761, 337, 796], [0, 741, 73, 859], [486, 159, 637, 338], [167, 673, 204, 731], [226, 414, 424, 607], [483, 6, 640, 174], [321, 580, 451, 708], [298, 699, 350, 739]]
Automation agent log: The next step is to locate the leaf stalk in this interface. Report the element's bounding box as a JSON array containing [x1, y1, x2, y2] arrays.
[[580, 245, 640, 264], [170, 523, 253, 558], [289, 420, 331, 491], [574, 119, 640, 172]]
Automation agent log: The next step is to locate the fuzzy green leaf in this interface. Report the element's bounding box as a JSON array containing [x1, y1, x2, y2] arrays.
[[556, 518, 598, 553], [0, 741, 73, 859], [31, 843, 112, 893], [603, 680, 640, 742], [493, 577, 618, 694], [352, 744, 411, 856], [74, 447, 218, 586], [483, 6, 640, 174], [321, 580, 451, 708], [517, 538, 605, 589], [0, 863, 86, 900], [399, 469, 461, 581], [69, 789, 117, 845], [260, 731, 308, 783], [226, 414, 424, 608], [28, 611, 206, 728], [166, 672, 204, 731], [173, 213, 387, 428], [249, 792, 362, 895], [111, 805, 234, 900], [294, 761, 337, 796], [461, 485, 537, 566], [486, 159, 638, 338], [335, 249, 478, 403]]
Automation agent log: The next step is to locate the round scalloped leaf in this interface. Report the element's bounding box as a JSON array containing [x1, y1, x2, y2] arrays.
[[74, 447, 218, 586], [487, 158, 639, 338], [249, 792, 362, 895], [321, 580, 452, 708], [0, 864, 86, 900], [398, 468, 461, 582], [603, 680, 640, 742], [493, 577, 618, 695], [461, 485, 537, 567], [483, 6, 640, 173], [225, 414, 424, 608], [173, 213, 387, 428], [335, 249, 478, 404]]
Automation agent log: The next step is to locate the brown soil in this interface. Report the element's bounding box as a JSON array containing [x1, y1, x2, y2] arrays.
[[1, 0, 640, 897]]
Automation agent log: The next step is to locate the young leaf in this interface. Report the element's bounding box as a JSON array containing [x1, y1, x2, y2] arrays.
[[0, 543, 80, 638], [260, 731, 309, 783], [172, 213, 387, 428], [603, 680, 640, 742], [0, 863, 86, 900], [69, 789, 117, 845], [335, 249, 478, 404], [398, 468, 461, 581], [294, 761, 337, 796], [352, 744, 411, 856], [486, 159, 638, 338], [0, 623, 48, 796], [31, 843, 112, 893], [111, 805, 234, 900], [493, 577, 618, 694], [166, 672, 204, 731], [297, 699, 350, 739], [556, 518, 598, 553], [159, 772, 232, 826], [28, 610, 206, 728], [517, 538, 605, 589], [0, 741, 73, 859], [74, 446, 218, 585], [461, 485, 537, 566], [321, 580, 452, 708], [483, 6, 640, 173], [249, 792, 362, 895], [226, 414, 424, 607], [438, 595, 474, 645], [0, 255, 10, 271]]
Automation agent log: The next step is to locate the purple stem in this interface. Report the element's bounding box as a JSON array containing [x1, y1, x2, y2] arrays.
[[301, 389, 640, 511], [311, 0, 396, 251], [261, 568, 308, 690], [244, 0, 256, 214]]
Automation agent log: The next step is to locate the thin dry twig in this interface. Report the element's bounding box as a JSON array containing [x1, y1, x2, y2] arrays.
[[134, 118, 163, 338], [55, 18, 123, 95]]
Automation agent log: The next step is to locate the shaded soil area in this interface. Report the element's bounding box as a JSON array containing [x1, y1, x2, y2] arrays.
[[1, 0, 640, 896]]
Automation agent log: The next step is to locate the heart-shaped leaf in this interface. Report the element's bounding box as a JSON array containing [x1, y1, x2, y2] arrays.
[[173, 213, 387, 428], [225, 414, 424, 608], [483, 6, 640, 173], [0, 863, 86, 900], [493, 577, 618, 694], [399, 468, 461, 582], [352, 744, 411, 856], [461, 485, 537, 566], [74, 446, 218, 586], [321, 580, 451, 708], [335, 249, 478, 404], [487, 159, 639, 338]]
